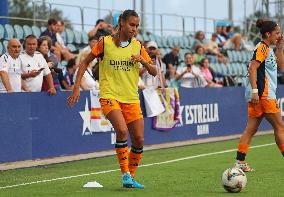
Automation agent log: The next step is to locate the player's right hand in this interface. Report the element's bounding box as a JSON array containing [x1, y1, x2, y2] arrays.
[[251, 93, 259, 105], [67, 87, 80, 107]]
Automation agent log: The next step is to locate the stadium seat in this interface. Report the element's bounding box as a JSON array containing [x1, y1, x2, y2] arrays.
[[0, 42, 3, 55], [0, 24, 4, 40], [40, 27, 46, 33], [81, 31, 88, 45], [65, 28, 74, 44], [32, 25, 41, 38], [73, 30, 82, 45], [23, 25, 33, 38], [14, 25, 24, 40], [161, 36, 169, 48], [2, 40, 8, 53], [167, 36, 175, 48], [142, 33, 150, 42], [4, 24, 15, 40], [67, 43, 77, 52]]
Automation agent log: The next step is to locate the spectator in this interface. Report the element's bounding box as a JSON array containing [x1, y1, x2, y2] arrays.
[[193, 45, 206, 64], [192, 30, 208, 50], [76, 35, 99, 65], [176, 53, 207, 88], [73, 52, 99, 90], [20, 35, 56, 95], [199, 58, 222, 87], [62, 58, 77, 90], [88, 19, 111, 38], [56, 20, 67, 48], [37, 36, 64, 91], [0, 39, 28, 92], [140, 41, 167, 88], [40, 18, 58, 46], [166, 65, 180, 88], [162, 46, 180, 69]]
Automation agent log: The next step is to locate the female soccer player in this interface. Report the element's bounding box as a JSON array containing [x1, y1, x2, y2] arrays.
[[234, 19, 284, 172], [67, 10, 157, 188]]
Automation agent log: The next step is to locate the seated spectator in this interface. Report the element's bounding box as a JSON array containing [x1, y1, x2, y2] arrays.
[[41, 18, 75, 61], [62, 58, 78, 90], [140, 41, 167, 88], [162, 46, 180, 70], [0, 39, 28, 92], [193, 45, 206, 64], [56, 20, 67, 49], [206, 33, 228, 63], [166, 65, 180, 89], [216, 25, 243, 50], [73, 52, 99, 90], [199, 58, 222, 87], [20, 35, 56, 95], [192, 31, 208, 50], [176, 53, 207, 88], [76, 35, 99, 66], [88, 19, 112, 38], [37, 36, 65, 91]]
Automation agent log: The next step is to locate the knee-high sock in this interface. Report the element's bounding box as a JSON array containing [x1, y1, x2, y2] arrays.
[[129, 146, 143, 178], [115, 140, 129, 174], [236, 143, 249, 162], [278, 144, 284, 157]]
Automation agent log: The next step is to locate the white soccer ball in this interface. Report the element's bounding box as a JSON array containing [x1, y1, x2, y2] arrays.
[[221, 167, 247, 193]]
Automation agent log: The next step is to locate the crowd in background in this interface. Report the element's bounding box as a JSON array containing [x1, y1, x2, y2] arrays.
[[0, 17, 256, 94]]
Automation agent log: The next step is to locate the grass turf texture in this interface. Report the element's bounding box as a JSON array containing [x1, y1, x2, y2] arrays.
[[0, 134, 283, 197]]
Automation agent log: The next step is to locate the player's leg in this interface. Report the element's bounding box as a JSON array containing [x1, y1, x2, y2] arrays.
[[265, 112, 284, 156], [234, 101, 263, 171], [121, 102, 144, 189], [100, 99, 133, 187]]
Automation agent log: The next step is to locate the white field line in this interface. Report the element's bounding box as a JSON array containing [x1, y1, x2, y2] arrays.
[[0, 142, 275, 190]]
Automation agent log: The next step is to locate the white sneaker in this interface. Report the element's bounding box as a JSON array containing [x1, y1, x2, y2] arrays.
[[234, 161, 255, 172]]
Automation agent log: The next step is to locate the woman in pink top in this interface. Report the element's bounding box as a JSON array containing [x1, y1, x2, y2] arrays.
[[200, 58, 222, 87]]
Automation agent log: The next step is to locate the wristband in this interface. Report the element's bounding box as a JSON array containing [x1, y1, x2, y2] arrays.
[[252, 89, 258, 94]]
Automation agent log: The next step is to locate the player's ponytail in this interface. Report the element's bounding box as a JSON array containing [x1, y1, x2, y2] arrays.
[[256, 19, 278, 38]]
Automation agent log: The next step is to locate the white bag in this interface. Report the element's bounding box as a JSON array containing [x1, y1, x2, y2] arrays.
[[143, 87, 165, 117]]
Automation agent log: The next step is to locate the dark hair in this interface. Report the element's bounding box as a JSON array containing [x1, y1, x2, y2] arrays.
[[38, 36, 52, 50], [48, 18, 57, 26], [195, 31, 204, 39], [66, 58, 76, 69], [88, 35, 99, 42], [58, 20, 64, 25], [195, 45, 204, 53], [199, 58, 209, 67], [256, 19, 278, 38], [184, 52, 193, 58], [113, 10, 139, 47], [96, 19, 104, 26]]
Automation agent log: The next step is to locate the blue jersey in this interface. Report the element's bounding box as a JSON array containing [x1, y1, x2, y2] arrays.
[[245, 41, 277, 101]]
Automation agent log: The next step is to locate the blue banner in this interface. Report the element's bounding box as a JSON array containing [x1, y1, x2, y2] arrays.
[[1, 86, 284, 163]]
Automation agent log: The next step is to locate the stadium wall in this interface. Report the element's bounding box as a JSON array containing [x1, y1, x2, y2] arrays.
[[1, 86, 284, 163]]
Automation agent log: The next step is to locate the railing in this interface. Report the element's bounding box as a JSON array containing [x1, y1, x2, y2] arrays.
[[4, 0, 254, 37]]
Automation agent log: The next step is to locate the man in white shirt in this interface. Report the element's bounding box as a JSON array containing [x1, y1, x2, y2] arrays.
[[20, 35, 56, 95], [140, 41, 166, 88], [0, 39, 28, 93]]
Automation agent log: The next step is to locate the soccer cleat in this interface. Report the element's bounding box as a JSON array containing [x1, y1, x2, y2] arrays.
[[234, 161, 255, 172], [122, 173, 134, 188], [131, 178, 144, 189]]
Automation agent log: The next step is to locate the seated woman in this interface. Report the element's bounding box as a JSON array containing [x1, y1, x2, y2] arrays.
[[37, 36, 65, 91], [199, 58, 222, 87], [193, 45, 206, 64]]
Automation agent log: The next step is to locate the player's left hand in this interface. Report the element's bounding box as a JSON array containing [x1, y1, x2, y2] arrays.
[[130, 54, 147, 65]]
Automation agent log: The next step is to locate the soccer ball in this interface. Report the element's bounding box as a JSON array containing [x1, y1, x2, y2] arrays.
[[221, 167, 247, 193]]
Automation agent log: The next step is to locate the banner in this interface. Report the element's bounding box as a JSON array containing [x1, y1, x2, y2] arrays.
[[152, 88, 180, 130], [90, 89, 113, 132]]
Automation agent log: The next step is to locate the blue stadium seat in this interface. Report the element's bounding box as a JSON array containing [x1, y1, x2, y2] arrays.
[[40, 27, 47, 33], [4, 24, 15, 40], [0, 42, 3, 55], [65, 28, 74, 44], [67, 43, 76, 52], [81, 31, 88, 45], [23, 25, 33, 38], [73, 30, 82, 45], [32, 25, 41, 38], [161, 36, 169, 48], [0, 24, 4, 40], [2, 40, 8, 53], [14, 25, 24, 40]]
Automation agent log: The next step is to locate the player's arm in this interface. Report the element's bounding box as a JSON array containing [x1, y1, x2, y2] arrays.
[[67, 38, 103, 107], [0, 71, 13, 92], [131, 46, 157, 76]]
